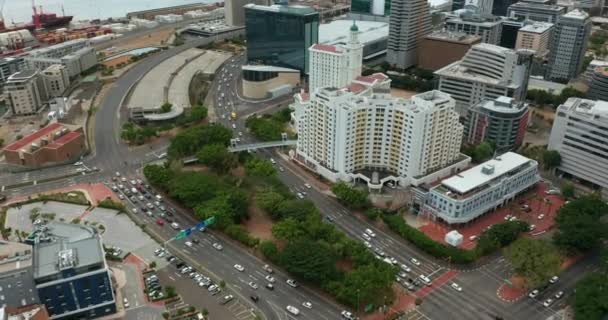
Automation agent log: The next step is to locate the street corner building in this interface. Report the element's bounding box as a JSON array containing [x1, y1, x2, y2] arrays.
[[3, 123, 85, 168]]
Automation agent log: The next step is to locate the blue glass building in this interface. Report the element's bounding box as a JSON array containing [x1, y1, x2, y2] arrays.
[[31, 223, 116, 320], [244, 4, 319, 74]]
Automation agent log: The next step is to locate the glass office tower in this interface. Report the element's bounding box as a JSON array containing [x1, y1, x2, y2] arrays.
[[245, 4, 319, 74]]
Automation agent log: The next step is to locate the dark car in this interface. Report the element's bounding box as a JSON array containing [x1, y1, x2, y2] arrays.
[[175, 261, 185, 269], [250, 295, 259, 303], [192, 239, 200, 244]]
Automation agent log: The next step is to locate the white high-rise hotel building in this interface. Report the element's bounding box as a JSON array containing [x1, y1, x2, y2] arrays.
[[308, 22, 363, 93], [292, 75, 468, 189]]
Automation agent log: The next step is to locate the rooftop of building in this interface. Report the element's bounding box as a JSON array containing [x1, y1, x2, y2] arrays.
[[319, 19, 388, 47], [310, 43, 342, 54], [242, 65, 300, 73], [561, 9, 589, 20], [508, 1, 565, 10], [7, 69, 38, 81], [3, 123, 82, 153], [32, 222, 104, 279], [243, 3, 318, 16], [528, 76, 567, 94], [560, 97, 608, 117], [473, 96, 527, 114], [441, 152, 533, 194], [425, 30, 481, 44], [519, 22, 554, 33], [42, 64, 66, 72], [0, 241, 33, 274], [447, 13, 502, 25], [4, 305, 50, 320]]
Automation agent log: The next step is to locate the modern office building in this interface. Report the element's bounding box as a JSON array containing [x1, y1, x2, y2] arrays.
[[0, 241, 38, 308], [461, 0, 495, 14], [506, 1, 566, 23], [492, 0, 519, 15], [465, 96, 530, 152], [319, 20, 389, 62], [309, 22, 363, 93], [583, 59, 608, 84], [420, 152, 540, 224], [386, 0, 431, 69], [3, 123, 85, 167], [31, 222, 116, 320], [41, 65, 70, 98], [292, 76, 469, 190], [0, 56, 26, 88], [351, 0, 391, 16], [546, 9, 591, 82], [587, 67, 608, 101], [515, 22, 553, 58], [435, 43, 533, 116], [445, 13, 503, 45], [548, 98, 608, 196], [501, 18, 525, 49], [26, 39, 90, 59], [241, 65, 300, 99], [418, 31, 481, 71], [5, 70, 48, 116], [244, 4, 319, 73]]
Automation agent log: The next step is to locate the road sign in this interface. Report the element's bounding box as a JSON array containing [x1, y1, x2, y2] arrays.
[[204, 216, 216, 226], [174, 230, 187, 240], [504, 279, 513, 286]]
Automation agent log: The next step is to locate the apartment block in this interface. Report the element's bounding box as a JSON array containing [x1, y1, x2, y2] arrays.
[[421, 152, 540, 224], [435, 43, 533, 116], [31, 222, 116, 320], [292, 75, 469, 190], [418, 31, 481, 71], [308, 22, 363, 93], [0, 56, 26, 87], [515, 22, 553, 58], [465, 96, 530, 152], [386, 0, 431, 69], [3, 123, 85, 167], [5, 70, 48, 116], [546, 9, 591, 82], [41, 65, 70, 98], [548, 98, 608, 196]]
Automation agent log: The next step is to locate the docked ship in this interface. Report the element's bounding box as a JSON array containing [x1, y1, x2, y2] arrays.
[[0, 1, 73, 34]]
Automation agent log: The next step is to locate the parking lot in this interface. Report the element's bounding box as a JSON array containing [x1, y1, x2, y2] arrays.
[[418, 181, 565, 249]]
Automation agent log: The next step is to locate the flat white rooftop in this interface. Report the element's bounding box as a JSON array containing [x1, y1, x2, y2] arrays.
[[442, 152, 532, 194], [319, 20, 388, 47]]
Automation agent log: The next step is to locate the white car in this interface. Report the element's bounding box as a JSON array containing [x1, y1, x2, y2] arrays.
[[365, 228, 376, 237], [362, 233, 371, 241], [265, 275, 275, 283], [529, 289, 539, 299], [238, 131, 243, 137], [411, 258, 421, 266], [302, 301, 312, 309], [286, 305, 300, 316], [131, 208, 138, 214], [185, 241, 193, 248], [451, 282, 463, 292], [212, 243, 223, 250], [297, 193, 305, 199], [74, 161, 83, 166], [118, 194, 124, 200], [270, 158, 276, 164], [363, 241, 372, 248], [123, 298, 129, 308], [170, 222, 180, 230], [76, 168, 85, 173], [248, 282, 258, 290], [538, 214, 545, 220], [234, 264, 245, 272], [549, 276, 559, 284], [400, 264, 411, 273], [304, 183, 311, 189], [543, 298, 554, 307], [286, 279, 298, 288], [115, 172, 121, 177]]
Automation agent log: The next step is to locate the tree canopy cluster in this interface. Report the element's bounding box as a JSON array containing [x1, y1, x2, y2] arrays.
[[504, 238, 561, 289], [331, 182, 370, 210], [245, 108, 292, 141], [256, 187, 397, 308], [553, 195, 608, 254], [462, 142, 495, 164], [168, 123, 232, 158], [120, 122, 158, 145], [526, 88, 585, 107], [572, 272, 608, 320]]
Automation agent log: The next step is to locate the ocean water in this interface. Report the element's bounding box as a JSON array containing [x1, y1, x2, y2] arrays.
[[4, 0, 216, 25]]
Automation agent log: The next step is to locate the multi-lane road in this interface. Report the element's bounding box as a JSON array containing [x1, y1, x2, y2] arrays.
[[3, 35, 599, 320]]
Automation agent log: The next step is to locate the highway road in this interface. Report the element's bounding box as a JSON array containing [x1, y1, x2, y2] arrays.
[[3, 34, 598, 320]]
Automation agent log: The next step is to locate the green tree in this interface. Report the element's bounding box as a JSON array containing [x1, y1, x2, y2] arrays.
[[255, 190, 285, 217], [196, 144, 237, 173], [561, 183, 575, 199], [245, 158, 276, 177], [121, 122, 137, 141], [275, 199, 317, 221], [165, 285, 177, 298], [471, 142, 494, 163], [572, 272, 608, 320], [281, 238, 338, 283], [331, 182, 369, 209], [504, 238, 561, 289], [272, 218, 306, 241], [168, 172, 224, 208], [161, 102, 172, 113], [553, 195, 608, 253], [168, 124, 232, 158], [542, 150, 561, 169], [143, 164, 172, 190], [259, 240, 281, 263]]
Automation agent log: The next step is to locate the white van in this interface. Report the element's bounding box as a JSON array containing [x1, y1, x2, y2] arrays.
[[155, 195, 163, 202], [418, 275, 432, 286]]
